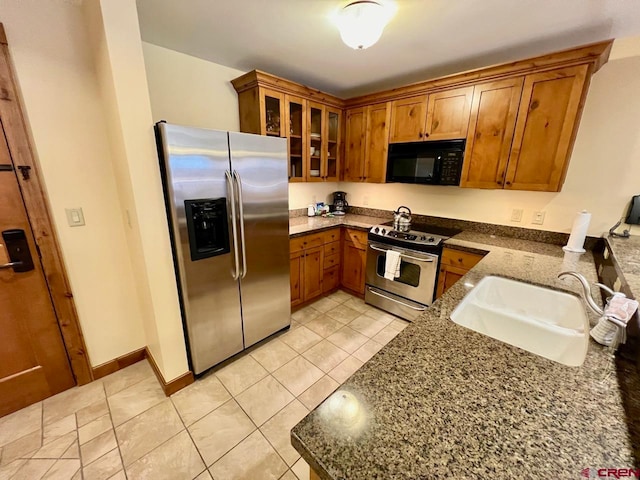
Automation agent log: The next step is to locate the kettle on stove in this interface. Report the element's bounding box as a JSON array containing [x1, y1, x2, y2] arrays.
[[393, 206, 412, 232]]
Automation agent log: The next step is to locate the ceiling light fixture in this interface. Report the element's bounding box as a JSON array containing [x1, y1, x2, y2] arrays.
[[335, 1, 395, 50]]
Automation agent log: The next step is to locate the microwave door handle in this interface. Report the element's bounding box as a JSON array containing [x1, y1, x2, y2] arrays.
[[369, 244, 434, 263], [225, 170, 240, 280], [233, 170, 248, 279]]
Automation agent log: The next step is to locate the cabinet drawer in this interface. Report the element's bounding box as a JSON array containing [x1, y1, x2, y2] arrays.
[[324, 241, 341, 257], [323, 229, 341, 244], [441, 248, 484, 271], [324, 253, 340, 269], [290, 233, 324, 253], [323, 265, 340, 293], [344, 229, 368, 250]]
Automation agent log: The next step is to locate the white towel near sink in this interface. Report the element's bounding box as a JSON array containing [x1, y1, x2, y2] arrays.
[[384, 250, 401, 280]]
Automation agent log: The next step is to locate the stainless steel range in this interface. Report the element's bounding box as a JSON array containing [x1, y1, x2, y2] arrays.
[[365, 222, 459, 321]]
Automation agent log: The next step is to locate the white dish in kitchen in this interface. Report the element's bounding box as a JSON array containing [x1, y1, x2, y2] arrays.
[[310, 169, 320, 176]]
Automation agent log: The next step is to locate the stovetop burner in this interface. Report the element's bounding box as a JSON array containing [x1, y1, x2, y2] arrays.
[[368, 222, 461, 252]]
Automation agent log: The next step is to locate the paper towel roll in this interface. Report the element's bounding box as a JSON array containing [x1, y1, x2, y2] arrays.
[[563, 210, 591, 253]]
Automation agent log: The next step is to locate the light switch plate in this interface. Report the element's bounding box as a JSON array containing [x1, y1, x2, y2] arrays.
[[532, 211, 545, 225], [65, 208, 85, 227]]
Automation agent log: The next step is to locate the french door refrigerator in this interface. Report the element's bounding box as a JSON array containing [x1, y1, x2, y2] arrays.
[[155, 122, 290, 374]]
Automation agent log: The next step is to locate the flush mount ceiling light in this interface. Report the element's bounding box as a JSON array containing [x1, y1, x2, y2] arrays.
[[335, 1, 396, 50]]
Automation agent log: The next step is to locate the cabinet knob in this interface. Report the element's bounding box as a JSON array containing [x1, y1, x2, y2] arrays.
[[458, 258, 463, 262], [497, 180, 502, 185], [505, 181, 511, 186], [418, 133, 423, 138], [424, 132, 430, 138]]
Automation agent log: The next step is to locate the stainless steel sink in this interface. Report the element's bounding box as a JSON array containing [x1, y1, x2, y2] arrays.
[[450, 276, 589, 366]]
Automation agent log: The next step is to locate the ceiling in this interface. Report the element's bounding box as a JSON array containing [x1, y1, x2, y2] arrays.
[[136, 0, 640, 98]]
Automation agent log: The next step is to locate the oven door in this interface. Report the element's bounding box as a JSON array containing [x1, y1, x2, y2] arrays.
[[365, 241, 438, 306]]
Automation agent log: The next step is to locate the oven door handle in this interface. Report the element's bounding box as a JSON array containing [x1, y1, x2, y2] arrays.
[[369, 244, 435, 263], [367, 287, 428, 311]]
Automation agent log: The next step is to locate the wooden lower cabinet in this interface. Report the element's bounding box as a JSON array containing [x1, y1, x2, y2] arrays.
[[436, 248, 485, 298], [290, 229, 341, 306], [290, 250, 304, 307], [323, 266, 340, 293], [341, 229, 367, 294], [303, 246, 324, 300]]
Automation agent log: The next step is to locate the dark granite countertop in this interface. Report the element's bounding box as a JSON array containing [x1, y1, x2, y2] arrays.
[[605, 235, 640, 300], [292, 233, 638, 479], [289, 214, 389, 238]]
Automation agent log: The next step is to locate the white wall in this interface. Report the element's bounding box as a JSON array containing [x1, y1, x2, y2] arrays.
[[85, 0, 189, 382], [340, 38, 640, 236], [142, 44, 341, 210], [0, 0, 146, 366], [142, 42, 242, 131]]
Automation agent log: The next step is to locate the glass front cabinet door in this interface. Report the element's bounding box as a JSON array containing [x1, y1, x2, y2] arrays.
[[307, 101, 324, 182], [285, 95, 306, 182], [261, 89, 285, 137], [325, 107, 341, 182]]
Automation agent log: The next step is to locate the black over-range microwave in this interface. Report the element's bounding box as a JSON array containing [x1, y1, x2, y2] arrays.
[[386, 139, 465, 185]]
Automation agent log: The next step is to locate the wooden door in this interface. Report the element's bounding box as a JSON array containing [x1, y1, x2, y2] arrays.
[[260, 88, 286, 137], [290, 249, 304, 307], [460, 78, 523, 189], [344, 107, 366, 182], [389, 95, 428, 143], [307, 101, 325, 182], [425, 86, 474, 141], [0, 134, 75, 417], [303, 246, 324, 301], [505, 65, 589, 192], [341, 241, 365, 294], [364, 102, 391, 183]]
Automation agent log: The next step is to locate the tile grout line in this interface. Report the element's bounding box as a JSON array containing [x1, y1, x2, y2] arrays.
[[102, 382, 128, 480], [74, 412, 84, 480], [167, 397, 209, 479]]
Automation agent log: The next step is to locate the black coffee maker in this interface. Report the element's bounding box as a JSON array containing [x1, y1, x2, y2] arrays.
[[332, 191, 348, 216]]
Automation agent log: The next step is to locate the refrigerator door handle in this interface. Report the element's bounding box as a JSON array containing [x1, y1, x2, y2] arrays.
[[225, 170, 241, 280], [233, 170, 248, 279]]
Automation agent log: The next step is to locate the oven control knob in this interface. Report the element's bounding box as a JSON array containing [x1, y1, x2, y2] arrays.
[[420, 236, 427, 241], [428, 237, 435, 242], [381, 229, 386, 234], [374, 227, 379, 233]]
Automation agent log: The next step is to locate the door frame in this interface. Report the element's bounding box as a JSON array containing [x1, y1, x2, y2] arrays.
[[0, 25, 92, 385]]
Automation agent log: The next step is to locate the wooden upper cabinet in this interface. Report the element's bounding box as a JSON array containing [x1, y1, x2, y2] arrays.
[[324, 107, 341, 181], [344, 107, 366, 181], [505, 65, 589, 192], [261, 89, 286, 137], [285, 94, 307, 182], [425, 86, 473, 141], [389, 95, 428, 143], [364, 102, 391, 183], [460, 78, 524, 189]]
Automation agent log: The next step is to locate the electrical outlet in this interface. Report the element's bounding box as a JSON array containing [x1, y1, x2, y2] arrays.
[[510, 209, 523, 222], [532, 211, 546, 225], [363, 196, 369, 206]]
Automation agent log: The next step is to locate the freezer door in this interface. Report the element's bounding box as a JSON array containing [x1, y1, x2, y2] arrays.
[[157, 123, 243, 374], [229, 132, 291, 347]]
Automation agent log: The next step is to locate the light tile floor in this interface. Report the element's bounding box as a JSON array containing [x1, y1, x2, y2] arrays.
[[0, 291, 407, 480]]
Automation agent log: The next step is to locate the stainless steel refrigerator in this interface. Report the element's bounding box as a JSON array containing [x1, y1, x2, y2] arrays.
[[155, 122, 290, 374]]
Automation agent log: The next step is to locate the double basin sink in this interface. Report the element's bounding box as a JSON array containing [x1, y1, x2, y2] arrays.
[[450, 276, 589, 366]]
